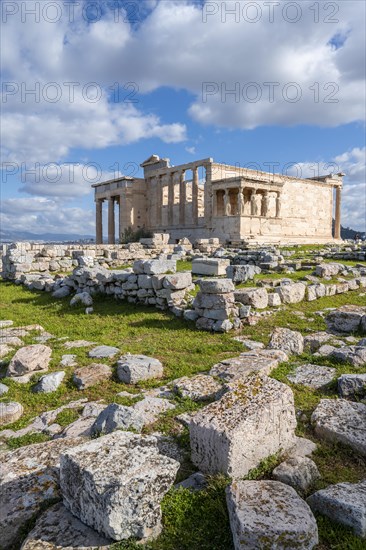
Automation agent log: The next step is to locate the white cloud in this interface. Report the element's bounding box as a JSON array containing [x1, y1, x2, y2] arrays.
[[1, 0, 364, 162], [185, 146, 196, 155], [0, 197, 95, 235], [17, 164, 123, 199]]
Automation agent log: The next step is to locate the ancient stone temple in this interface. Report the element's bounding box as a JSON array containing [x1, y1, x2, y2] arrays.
[[92, 155, 344, 245]]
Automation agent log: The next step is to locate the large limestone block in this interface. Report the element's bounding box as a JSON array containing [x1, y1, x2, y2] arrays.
[[21, 502, 112, 549], [189, 375, 297, 478], [268, 327, 304, 355], [226, 480, 318, 549], [307, 480, 366, 538], [326, 305, 366, 334], [234, 288, 268, 309], [193, 291, 235, 309], [226, 264, 260, 283], [311, 399, 366, 456], [192, 258, 230, 276], [117, 354, 164, 383], [60, 432, 180, 541], [315, 263, 343, 277], [209, 350, 287, 383], [197, 278, 235, 294], [163, 272, 192, 290], [307, 284, 326, 301], [275, 282, 306, 304], [143, 259, 177, 275], [6, 344, 52, 376], [0, 437, 86, 548]]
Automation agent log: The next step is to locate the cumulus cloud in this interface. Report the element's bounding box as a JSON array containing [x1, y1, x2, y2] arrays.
[[0, 197, 95, 235], [1, 0, 365, 159]]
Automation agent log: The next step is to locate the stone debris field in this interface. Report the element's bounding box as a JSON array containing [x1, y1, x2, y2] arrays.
[[0, 237, 365, 549]]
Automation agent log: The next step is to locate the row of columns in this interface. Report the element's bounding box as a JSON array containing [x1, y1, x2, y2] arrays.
[[95, 196, 121, 245], [147, 166, 202, 228], [215, 188, 282, 218]]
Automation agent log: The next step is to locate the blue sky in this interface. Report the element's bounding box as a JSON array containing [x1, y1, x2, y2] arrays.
[[1, 0, 365, 235]]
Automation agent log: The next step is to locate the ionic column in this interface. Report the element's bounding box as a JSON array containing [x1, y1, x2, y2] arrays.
[[156, 175, 163, 228], [276, 192, 282, 218], [334, 186, 342, 239], [108, 197, 115, 244], [168, 172, 174, 226], [145, 177, 151, 229], [204, 163, 213, 228], [192, 167, 199, 224], [118, 195, 124, 243], [179, 170, 186, 225], [250, 190, 257, 216], [96, 199, 103, 244]]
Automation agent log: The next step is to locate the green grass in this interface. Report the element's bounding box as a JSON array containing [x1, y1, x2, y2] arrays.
[[0, 280, 242, 431], [112, 476, 233, 550], [176, 260, 192, 272], [1, 280, 366, 549], [6, 432, 50, 450]]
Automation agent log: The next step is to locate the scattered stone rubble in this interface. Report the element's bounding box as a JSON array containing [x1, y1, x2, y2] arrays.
[[1, 240, 366, 547]]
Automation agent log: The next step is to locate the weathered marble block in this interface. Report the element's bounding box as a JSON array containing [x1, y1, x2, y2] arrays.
[[60, 432, 180, 541], [227, 480, 318, 549], [192, 258, 230, 276], [189, 375, 297, 478]]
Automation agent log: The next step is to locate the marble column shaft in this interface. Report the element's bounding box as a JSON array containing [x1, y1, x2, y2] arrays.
[[192, 167, 199, 224], [108, 197, 115, 244], [168, 172, 175, 226], [96, 199, 103, 244]]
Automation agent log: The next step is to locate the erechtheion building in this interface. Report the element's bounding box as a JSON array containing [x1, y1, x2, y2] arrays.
[[92, 155, 344, 245]]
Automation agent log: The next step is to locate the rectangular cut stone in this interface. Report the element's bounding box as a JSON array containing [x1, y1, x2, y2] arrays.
[[192, 258, 230, 276], [197, 278, 235, 294], [227, 480, 318, 550], [234, 288, 268, 309], [60, 432, 179, 542], [193, 292, 235, 309], [189, 375, 296, 478], [143, 260, 176, 275], [275, 283, 306, 304]]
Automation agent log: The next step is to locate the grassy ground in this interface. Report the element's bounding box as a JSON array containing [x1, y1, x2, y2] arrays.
[[0, 280, 365, 549]]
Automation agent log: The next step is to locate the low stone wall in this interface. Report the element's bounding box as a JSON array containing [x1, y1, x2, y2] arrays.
[[1, 239, 184, 280]]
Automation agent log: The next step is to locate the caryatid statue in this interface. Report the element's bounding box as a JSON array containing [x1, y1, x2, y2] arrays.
[[224, 190, 231, 216]]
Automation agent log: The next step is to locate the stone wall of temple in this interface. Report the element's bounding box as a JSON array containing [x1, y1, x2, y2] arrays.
[[92, 155, 343, 245]]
